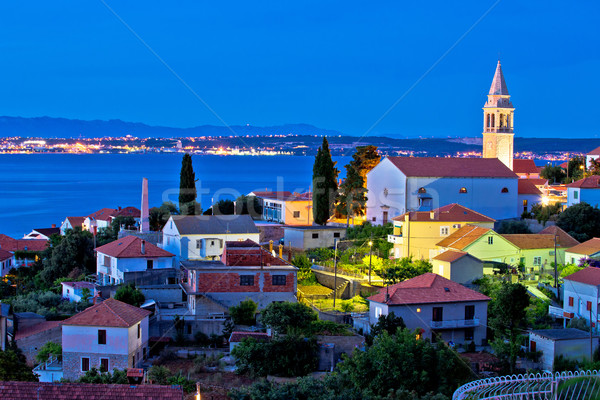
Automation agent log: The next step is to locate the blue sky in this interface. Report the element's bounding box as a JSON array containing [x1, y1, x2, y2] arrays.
[[0, 1, 598, 138]]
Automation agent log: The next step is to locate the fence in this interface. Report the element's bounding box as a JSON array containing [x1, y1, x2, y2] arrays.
[[453, 370, 600, 400]]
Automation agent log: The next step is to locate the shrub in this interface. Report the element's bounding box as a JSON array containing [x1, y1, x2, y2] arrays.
[[261, 301, 317, 334], [229, 299, 258, 325], [147, 365, 170, 385], [35, 341, 62, 363], [194, 331, 210, 346]]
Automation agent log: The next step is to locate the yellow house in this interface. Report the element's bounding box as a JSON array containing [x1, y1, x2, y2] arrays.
[[387, 203, 495, 260], [250, 191, 313, 226]]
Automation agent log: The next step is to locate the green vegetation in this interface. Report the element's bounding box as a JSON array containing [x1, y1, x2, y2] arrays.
[[312, 296, 368, 313], [9, 290, 88, 318], [78, 367, 128, 383], [312, 137, 339, 225], [235, 194, 262, 218], [229, 299, 258, 325], [0, 345, 38, 382], [559, 263, 584, 278], [292, 254, 317, 285], [530, 202, 562, 225], [114, 284, 145, 307], [149, 201, 178, 231], [205, 199, 235, 215], [377, 256, 433, 285], [557, 202, 600, 242], [336, 158, 367, 226], [541, 165, 566, 184], [261, 301, 317, 334], [36, 341, 62, 363], [179, 153, 200, 215], [496, 220, 532, 234]]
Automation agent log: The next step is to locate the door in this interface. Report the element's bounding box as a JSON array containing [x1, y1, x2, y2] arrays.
[[432, 307, 443, 322], [382, 211, 388, 225]]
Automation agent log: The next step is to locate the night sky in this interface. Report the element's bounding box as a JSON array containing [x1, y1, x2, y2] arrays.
[[0, 1, 598, 138]]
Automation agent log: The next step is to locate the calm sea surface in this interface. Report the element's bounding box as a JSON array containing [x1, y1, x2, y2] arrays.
[[0, 153, 351, 238]]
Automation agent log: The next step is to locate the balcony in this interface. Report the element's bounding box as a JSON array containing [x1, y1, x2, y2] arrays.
[[548, 305, 565, 318], [387, 234, 404, 245], [430, 318, 479, 329]]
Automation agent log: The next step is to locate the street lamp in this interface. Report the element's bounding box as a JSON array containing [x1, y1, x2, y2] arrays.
[[368, 238, 373, 285]]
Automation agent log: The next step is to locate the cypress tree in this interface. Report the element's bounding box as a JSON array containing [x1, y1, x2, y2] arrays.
[[312, 137, 338, 225], [336, 162, 367, 227], [179, 153, 199, 215]]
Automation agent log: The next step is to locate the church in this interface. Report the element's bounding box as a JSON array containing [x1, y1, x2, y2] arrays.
[[366, 61, 536, 224]]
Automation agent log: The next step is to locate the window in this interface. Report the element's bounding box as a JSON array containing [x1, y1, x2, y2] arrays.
[[333, 232, 340, 238], [81, 357, 90, 372], [587, 301, 592, 311], [440, 226, 449, 236], [533, 257, 542, 265], [432, 307, 443, 322], [240, 275, 254, 286], [464, 328, 474, 341], [272, 275, 286, 286], [418, 187, 427, 193], [375, 306, 382, 318], [372, 217, 376, 222], [312, 233, 319, 239], [210, 240, 215, 246], [501, 187, 509, 193], [100, 358, 109, 373], [98, 329, 106, 345], [569, 297, 574, 307], [465, 305, 475, 320], [293, 211, 300, 218], [132, 354, 135, 367], [186, 324, 192, 334], [147, 259, 153, 270], [459, 187, 467, 194], [103, 255, 110, 267], [530, 340, 536, 352], [137, 323, 141, 339], [196, 239, 203, 249], [488, 236, 494, 245], [574, 190, 579, 200]]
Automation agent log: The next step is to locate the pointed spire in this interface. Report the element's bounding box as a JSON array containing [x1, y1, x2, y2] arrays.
[[489, 60, 509, 96]]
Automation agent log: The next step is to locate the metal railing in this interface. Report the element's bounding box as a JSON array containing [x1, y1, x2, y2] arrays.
[[548, 305, 564, 318], [430, 318, 479, 329], [453, 370, 600, 400]]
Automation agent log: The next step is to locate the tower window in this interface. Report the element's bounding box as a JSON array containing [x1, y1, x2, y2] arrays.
[[459, 187, 467, 194], [501, 187, 509, 193], [507, 114, 511, 128], [491, 114, 495, 127], [418, 187, 427, 194], [486, 114, 491, 127], [499, 114, 504, 128]]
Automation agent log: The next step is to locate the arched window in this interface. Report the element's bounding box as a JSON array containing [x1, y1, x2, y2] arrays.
[[507, 114, 511, 128], [418, 187, 427, 194], [491, 114, 495, 127], [459, 187, 467, 194], [501, 187, 509, 193], [486, 114, 491, 127], [499, 114, 504, 128]]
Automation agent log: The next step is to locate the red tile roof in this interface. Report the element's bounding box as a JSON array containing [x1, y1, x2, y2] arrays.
[[14, 321, 61, 341], [113, 206, 141, 218], [0, 234, 48, 252], [518, 179, 542, 195], [513, 159, 539, 174], [566, 238, 600, 256], [538, 226, 579, 248], [31, 227, 60, 237], [65, 216, 86, 228], [564, 267, 600, 286], [588, 146, 600, 156], [566, 175, 600, 189], [95, 235, 174, 258], [61, 281, 97, 290], [501, 234, 557, 249], [0, 249, 13, 262], [62, 298, 151, 328], [229, 331, 271, 342], [368, 273, 490, 305], [527, 178, 549, 186], [436, 225, 492, 250], [432, 250, 472, 263], [392, 203, 495, 223], [87, 207, 118, 221], [387, 157, 517, 178], [0, 381, 183, 400]]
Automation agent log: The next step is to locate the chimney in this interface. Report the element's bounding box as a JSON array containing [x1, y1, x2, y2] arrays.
[[140, 178, 150, 233], [118, 206, 122, 211], [141, 240, 146, 255], [51, 224, 56, 228]]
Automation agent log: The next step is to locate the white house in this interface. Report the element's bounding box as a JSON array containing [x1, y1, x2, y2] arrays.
[[586, 147, 600, 169], [564, 238, 600, 266], [517, 179, 542, 215], [61, 298, 150, 381], [562, 267, 600, 329], [566, 176, 600, 207], [0, 249, 16, 277], [366, 273, 490, 345], [529, 328, 599, 371], [162, 215, 260, 262], [95, 235, 175, 285], [23, 226, 60, 240], [83, 208, 117, 232], [60, 217, 85, 235], [366, 157, 519, 225], [61, 281, 99, 303], [283, 226, 346, 250]]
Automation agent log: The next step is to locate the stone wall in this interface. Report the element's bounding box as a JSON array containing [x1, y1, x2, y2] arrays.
[[63, 351, 128, 381], [257, 225, 284, 244], [316, 334, 364, 364], [16, 325, 62, 366]]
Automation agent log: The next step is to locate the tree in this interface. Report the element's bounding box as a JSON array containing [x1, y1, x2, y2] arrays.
[[210, 199, 235, 215], [149, 201, 178, 231], [378, 257, 433, 284], [530, 202, 561, 225], [312, 138, 339, 225], [147, 365, 171, 385], [366, 312, 406, 345], [36, 341, 62, 363], [179, 153, 199, 215], [540, 165, 566, 184], [557, 202, 600, 242], [567, 156, 586, 180], [113, 284, 145, 307], [336, 162, 367, 227], [40, 229, 95, 283], [0, 345, 38, 381], [229, 299, 258, 325], [261, 301, 318, 334], [78, 367, 128, 383], [351, 145, 381, 187], [496, 220, 532, 234], [235, 195, 262, 218], [488, 281, 530, 373]]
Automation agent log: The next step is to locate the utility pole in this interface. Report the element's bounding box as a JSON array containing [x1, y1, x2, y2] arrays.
[[554, 234, 559, 301], [591, 307, 594, 362], [368, 233, 373, 285], [333, 238, 338, 309]]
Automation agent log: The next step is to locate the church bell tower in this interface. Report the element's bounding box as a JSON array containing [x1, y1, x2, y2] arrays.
[[482, 60, 514, 170]]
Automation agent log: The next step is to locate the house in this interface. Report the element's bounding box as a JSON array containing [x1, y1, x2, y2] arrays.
[[365, 156, 519, 225], [562, 267, 600, 328], [61, 281, 98, 303], [518, 180, 542, 215], [566, 176, 600, 207], [586, 146, 600, 168], [564, 238, 600, 266], [367, 273, 490, 345], [82, 208, 118, 231], [431, 250, 484, 285], [501, 232, 577, 273], [162, 215, 260, 262], [0, 381, 183, 400], [61, 298, 151, 380], [15, 320, 62, 366], [60, 216, 85, 235], [387, 203, 495, 260], [0, 233, 48, 267], [229, 331, 270, 352], [283, 225, 347, 250], [529, 328, 599, 371], [95, 235, 175, 285], [23, 226, 60, 240], [0, 248, 16, 276], [250, 190, 313, 225], [513, 159, 541, 179], [180, 239, 298, 311], [111, 206, 141, 223], [0, 303, 10, 351]]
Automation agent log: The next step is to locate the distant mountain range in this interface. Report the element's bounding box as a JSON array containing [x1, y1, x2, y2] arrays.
[[0, 116, 341, 138]]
